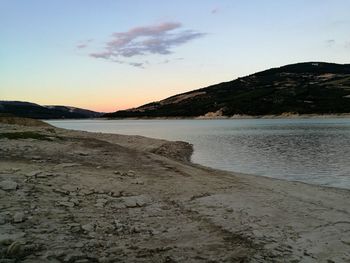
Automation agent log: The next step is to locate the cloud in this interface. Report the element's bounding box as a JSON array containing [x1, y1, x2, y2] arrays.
[[89, 22, 205, 67], [76, 39, 93, 49], [76, 44, 88, 49], [325, 39, 335, 47], [211, 8, 219, 14]]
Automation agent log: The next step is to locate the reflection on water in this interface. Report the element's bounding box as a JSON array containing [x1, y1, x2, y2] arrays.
[[47, 118, 350, 189]]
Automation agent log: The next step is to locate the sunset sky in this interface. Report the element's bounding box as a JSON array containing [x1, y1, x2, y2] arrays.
[[1, 0, 350, 112]]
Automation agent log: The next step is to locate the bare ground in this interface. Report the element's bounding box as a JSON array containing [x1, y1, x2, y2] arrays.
[[0, 123, 350, 262]]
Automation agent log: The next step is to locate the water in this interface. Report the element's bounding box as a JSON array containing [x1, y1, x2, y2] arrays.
[[47, 118, 350, 189]]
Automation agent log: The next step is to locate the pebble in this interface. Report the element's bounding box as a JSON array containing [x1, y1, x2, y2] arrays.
[[0, 214, 6, 225], [75, 242, 85, 248], [74, 151, 89, 156], [58, 201, 75, 208], [53, 188, 69, 195], [0, 233, 25, 245], [37, 173, 50, 178], [70, 198, 80, 205], [341, 237, 350, 245], [121, 195, 150, 208], [13, 212, 25, 223], [0, 180, 18, 191], [96, 198, 108, 207], [26, 171, 41, 177], [80, 189, 94, 196], [127, 170, 136, 176], [133, 180, 144, 185], [81, 223, 95, 232]]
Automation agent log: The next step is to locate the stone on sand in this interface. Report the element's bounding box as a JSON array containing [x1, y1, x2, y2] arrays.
[[0, 180, 18, 191], [13, 212, 25, 223]]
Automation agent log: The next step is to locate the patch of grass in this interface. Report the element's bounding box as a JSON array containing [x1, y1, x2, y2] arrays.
[[0, 116, 52, 127], [0, 132, 55, 141]]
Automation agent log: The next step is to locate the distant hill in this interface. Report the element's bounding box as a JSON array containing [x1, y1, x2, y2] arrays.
[[105, 62, 350, 118], [0, 101, 103, 119]]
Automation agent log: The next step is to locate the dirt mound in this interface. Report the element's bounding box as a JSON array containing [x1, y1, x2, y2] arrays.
[[0, 115, 52, 127], [151, 141, 193, 162]]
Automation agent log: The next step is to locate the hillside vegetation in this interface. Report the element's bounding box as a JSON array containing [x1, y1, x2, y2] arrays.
[[105, 62, 350, 118], [0, 101, 103, 119]]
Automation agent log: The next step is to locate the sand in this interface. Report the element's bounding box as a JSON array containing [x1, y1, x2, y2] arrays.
[[0, 122, 350, 262]]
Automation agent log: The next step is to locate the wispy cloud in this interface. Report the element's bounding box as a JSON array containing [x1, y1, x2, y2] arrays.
[[89, 22, 205, 67], [324, 39, 350, 49], [211, 8, 219, 14], [325, 39, 336, 47], [76, 39, 93, 49], [76, 44, 88, 49]]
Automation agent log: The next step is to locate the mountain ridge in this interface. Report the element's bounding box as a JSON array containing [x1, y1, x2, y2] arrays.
[[0, 101, 103, 119], [105, 62, 350, 118]]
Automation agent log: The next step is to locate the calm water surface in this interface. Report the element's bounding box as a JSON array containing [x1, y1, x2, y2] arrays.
[[47, 118, 350, 189]]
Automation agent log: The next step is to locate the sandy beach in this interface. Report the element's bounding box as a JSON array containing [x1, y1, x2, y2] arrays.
[[1, 119, 350, 262]]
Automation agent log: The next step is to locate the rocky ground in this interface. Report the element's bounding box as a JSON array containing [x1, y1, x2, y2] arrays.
[[0, 121, 350, 262]]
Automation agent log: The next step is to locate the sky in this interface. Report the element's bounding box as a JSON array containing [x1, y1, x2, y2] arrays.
[[1, 0, 350, 112]]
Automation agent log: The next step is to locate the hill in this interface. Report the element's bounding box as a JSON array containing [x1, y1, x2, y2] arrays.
[[105, 62, 350, 118], [0, 101, 103, 119]]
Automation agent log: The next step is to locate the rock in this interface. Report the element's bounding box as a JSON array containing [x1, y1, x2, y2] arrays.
[[95, 198, 108, 208], [70, 198, 80, 205], [53, 188, 69, 195], [113, 171, 121, 175], [75, 242, 85, 248], [63, 251, 86, 262], [96, 222, 115, 234], [13, 212, 25, 223], [127, 170, 136, 176], [0, 180, 18, 191], [114, 220, 124, 231], [121, 195, 150, 208], [57, 201, 75, 208], [81, 223, 95, 232], [0, 215, 6, 225], [341, 236, 350, 245], [36, 173, 50, 178], [26, 171, 41, 177], [68, 223, 80, 228], [133, 180, 144, 185], [0, 233, 25, 245], [131, 226, 140, 233], [80, 189, 94, 196], [1, 258, 16, 263], [74, 151, 89, 156], [112, 191, 123, 197], [0, 189, 7, 196], [99, 257, 112, 263]]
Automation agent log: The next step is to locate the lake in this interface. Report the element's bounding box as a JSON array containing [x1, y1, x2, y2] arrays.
[[47, 118, 350, 190]]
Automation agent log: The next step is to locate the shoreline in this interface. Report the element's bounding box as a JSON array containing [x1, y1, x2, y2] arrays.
[[1, 121, 350, 262], [97, 113, 350, 120], [43, 113, 350, 121]]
